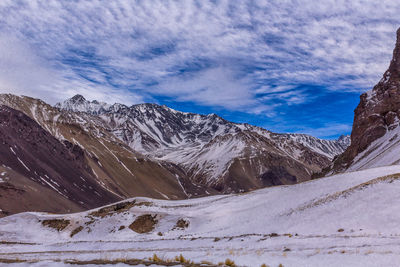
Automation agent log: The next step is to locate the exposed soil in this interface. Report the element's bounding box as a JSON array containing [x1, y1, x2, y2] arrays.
[[129, 214, 158, 234], [70, 226, 84, 237], [41, 219, 70, 231], [174, 218, 190, 229]]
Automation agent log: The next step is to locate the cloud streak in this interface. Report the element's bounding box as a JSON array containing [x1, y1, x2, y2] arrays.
[[0, 0, 399, 136]]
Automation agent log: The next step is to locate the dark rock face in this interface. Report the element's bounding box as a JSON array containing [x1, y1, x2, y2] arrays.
[[332, 28, 400, 172], [260, 166, 297, 187], [70, 94, 86, 103], [0, 105, 120, 210]]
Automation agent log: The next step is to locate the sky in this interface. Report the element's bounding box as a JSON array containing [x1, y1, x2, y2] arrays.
[[0, 1, 399, 139]]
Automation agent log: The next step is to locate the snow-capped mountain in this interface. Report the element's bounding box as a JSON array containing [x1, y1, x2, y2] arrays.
[[56, 95, 350, 191], [55, 94, 110, 115], [0, 91, 350, 216], [0, 94, 212, 217]]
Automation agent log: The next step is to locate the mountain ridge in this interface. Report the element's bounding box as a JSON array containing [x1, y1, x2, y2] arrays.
[[0, 92, 351, 216], [55, 94, 350, 191], [56, 95, 349, 142], [56, 94, 350, 158], [0, 94, 214, 216], [0, 104, 121, 216]]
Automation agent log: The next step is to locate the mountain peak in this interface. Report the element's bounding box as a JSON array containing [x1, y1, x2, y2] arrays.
[[70, 94, 86, 103], [379, 27, 400, 85], [55, 95, 110, 114], [337, 135, 351, 148]]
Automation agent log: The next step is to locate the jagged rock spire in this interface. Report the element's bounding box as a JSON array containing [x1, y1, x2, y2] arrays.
[[330, 27, 400, 172], [376, 27, 400, 87]]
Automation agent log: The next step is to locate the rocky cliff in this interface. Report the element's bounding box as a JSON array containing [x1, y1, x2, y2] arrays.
[[331, 28, 400, 172]]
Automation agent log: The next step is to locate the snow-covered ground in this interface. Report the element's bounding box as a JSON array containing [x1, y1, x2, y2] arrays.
[[348, 125, 400, 171], [2, 165, 400, 266]]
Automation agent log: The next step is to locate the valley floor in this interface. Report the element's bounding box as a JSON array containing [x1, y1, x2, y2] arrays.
[[2, 166, 400, 266], [4, 233, 400, 266]]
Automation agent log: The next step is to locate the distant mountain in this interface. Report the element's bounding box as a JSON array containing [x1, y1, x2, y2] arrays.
[[330, 27, 400, 173], [56, 95, 350, 192], [55, 94, 110, 115]]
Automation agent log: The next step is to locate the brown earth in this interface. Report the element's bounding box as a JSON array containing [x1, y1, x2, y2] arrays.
[[174, 218, 190, 229], [41, 219, 70, 231], [89, 201, 138, 218], [129, 214, 158, 233], [0, 105, 120, 216], [70, 226, 84, 237]]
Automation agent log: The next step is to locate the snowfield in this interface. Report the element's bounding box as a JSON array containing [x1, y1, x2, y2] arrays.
[[347, 124, 400, 172], [2, 165, 400, 266]]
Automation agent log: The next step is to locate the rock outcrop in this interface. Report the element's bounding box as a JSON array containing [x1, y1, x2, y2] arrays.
[[330, 27, 400, 172]]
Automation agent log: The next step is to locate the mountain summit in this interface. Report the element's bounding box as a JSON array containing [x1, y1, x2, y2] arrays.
[[70, 94, 86, 103], [55, 94, 110, 114]]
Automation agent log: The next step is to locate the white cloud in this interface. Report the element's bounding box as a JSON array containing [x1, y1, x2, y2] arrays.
[[294, 123, 353, 139], [0, 33, 144, 105], [0, 0, 399, 113]]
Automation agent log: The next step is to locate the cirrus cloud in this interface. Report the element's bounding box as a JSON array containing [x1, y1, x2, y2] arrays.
[[0, 0, 399, 137]]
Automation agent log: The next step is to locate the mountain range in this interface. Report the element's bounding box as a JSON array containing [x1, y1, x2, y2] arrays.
[[0, 93, 349, 216], [55, 94, 350, 188]]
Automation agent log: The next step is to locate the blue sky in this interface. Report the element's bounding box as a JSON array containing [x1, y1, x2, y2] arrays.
[[0, 1, 399, 139]]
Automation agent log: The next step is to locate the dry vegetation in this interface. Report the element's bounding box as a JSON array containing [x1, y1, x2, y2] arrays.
[[63, 254, 241, 266], [41, 219, 70, 231]]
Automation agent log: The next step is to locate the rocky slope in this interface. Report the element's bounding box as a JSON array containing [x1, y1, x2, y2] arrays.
[[330, 27, 400, 173], [56, 95, 350, 192], [0, 94, 211, 216], [0, 105, 121, 217]]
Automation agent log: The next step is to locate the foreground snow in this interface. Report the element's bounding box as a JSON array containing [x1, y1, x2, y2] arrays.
[[2, 165, 400, 266], [348, 124, 400, 172]]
